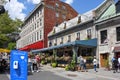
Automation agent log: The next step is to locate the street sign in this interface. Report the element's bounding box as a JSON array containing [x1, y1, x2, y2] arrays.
[[10, 50, 28, 80]]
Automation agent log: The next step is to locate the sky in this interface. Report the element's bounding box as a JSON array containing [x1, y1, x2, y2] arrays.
[[4, 0, 105, 21]]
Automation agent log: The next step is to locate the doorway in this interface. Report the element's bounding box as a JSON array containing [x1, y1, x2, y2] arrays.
[[100, 53, 109, 67], [116, 52, 120, 58]]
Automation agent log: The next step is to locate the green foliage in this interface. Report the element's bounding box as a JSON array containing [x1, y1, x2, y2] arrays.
[[51, 62, 57, 68], [65, 60, 75, 71], [65, 65, 69, 71], [7, 42, 16, 50], [0, 12, 22, 48], [41, 60, 45, 65]]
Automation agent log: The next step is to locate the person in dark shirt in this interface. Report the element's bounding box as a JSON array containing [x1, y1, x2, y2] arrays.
[[113, 58, 118, 73], [0, 59, 7, 72]]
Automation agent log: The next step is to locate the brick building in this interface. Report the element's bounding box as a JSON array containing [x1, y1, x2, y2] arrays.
[[16, 0, 78, 51]]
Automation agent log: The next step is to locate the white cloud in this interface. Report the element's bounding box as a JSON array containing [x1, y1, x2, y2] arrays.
[[65, 0, 73, 5], [27, 0, 41, 4], [4, 0, 26, 21]]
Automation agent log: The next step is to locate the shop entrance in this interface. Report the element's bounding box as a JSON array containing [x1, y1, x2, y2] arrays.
[[100, 53, 109, 67], [116, 52, 120, 58]]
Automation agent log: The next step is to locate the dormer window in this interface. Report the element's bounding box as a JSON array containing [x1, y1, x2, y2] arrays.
[[77, 16, 81, 24], [60, 37, 64, 44], [64, 22, 66, 29], [68, 35, 71, 42], [54, 37, 57, 45]]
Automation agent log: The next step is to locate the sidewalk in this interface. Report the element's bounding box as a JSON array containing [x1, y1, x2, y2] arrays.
[[41, 64, 120, 80]]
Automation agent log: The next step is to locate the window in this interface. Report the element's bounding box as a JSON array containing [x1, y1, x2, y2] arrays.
[[39, 30, 42, 39], [40, 19, 42, 26], [37, 12, 39, 17], [49, 41, 52, 47], [56, 12, 59, 17], [32, 25, 34, 30], [39, 9, 42, 15], [116, 27, 120, 41], [68, 35, 71, 42], [62, 15, 66, 20], [62, 6, 66, 9], [31, 35, 32, 43], [76, 32, 80, 40], [34, 33, 36, 42], [37, 32, 39, 40], [56, 3, 59, 7], [35, 23, 36, 29], [37, 21, 39, 28], [87, 29, 92, 39], [32, 34, 34, 42], [60, 37, 64, 44], [100, 30, 107, 44]]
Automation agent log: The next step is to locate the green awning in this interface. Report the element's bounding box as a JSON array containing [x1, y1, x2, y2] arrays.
[[32, 38, 97, 53]]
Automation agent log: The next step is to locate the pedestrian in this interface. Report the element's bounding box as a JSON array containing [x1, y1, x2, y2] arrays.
[[35, 54, 41, 71], [83, 57, 87, 72], [77, 56, 81, 71], [93, 56, 98, 72], [113, 57, 118, 73], [33, 55, 38, 72], [1, 59, 7, 72], [79, 56, 84, 72], [78, 55, 83, 71], [111, 56, 115, 70], [32, 54, 40, 72], [28, 54, 34, 73], [118, 57, 120, 72]]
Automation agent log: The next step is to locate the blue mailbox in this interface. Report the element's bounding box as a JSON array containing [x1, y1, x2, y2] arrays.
[[10, 50, 28, 80]]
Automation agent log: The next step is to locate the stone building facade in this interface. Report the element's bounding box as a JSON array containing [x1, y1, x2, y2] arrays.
[[95, 0, 120, 67]]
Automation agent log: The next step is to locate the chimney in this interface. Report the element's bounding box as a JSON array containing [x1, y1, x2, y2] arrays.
[[115, 0, 120, 13]]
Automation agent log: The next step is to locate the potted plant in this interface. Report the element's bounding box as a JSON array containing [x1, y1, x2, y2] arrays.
[[51, 62, 57, 68], [65, 60, 75, 71]]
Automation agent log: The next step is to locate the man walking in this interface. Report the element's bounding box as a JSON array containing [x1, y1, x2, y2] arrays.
[[113, 57, 118, 73], [93, 56, 98, 72], [118, 57, 120, 72]]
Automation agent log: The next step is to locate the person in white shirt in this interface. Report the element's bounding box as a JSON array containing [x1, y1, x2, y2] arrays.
[[93, 56, 98, 72], [28, 54, 34, 73], [83, 58, 87, 72], [118, 57, 120, 72]]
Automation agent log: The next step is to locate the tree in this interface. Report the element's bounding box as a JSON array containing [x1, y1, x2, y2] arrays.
[[7, 42, 16, 50], [0, 12, 23, 48]]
